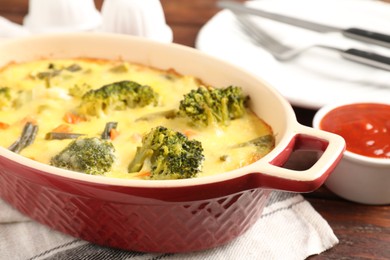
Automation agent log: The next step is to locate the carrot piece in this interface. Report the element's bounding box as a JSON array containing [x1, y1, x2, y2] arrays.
[[20, 115, 37, 125], [183, 129, 197, 138], [109, 128, 120, 140], [63, 112, 85, 124], [51, 124, 72, 133], [0, 122, 10, 129], [135, 171, 151, 178]]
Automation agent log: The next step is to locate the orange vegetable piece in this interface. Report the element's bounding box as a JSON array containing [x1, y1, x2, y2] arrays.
[[135, 171, 151, 178], [109, 128, 120, 140], [183, 129, 197, 138], [63, 112, 85, 124], [0, 122, 10, 129], [20, 115, 37, 125], [51, 124, 72, 133]]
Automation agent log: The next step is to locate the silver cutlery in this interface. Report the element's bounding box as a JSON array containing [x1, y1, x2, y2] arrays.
[[218, 0, 390, 48], [235, 14, 390, 71]]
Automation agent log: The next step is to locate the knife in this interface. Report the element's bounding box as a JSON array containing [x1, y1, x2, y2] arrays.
[[217, 0, 390, 49]]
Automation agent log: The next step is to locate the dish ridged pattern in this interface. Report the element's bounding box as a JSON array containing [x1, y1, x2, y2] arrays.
[[0, 167, 270, 252]]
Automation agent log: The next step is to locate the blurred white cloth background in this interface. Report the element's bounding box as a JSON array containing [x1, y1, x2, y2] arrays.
[[0, 16, 30, 38], [0, 0, 172, 42]]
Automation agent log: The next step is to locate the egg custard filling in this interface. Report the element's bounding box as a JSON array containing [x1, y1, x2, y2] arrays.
[[0, 58, 274, 180]]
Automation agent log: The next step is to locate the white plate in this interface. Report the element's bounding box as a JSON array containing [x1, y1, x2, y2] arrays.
[[196, 0, 390, 109]]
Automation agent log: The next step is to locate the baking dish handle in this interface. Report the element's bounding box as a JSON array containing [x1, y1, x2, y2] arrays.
[[251, 124, 346, 193]]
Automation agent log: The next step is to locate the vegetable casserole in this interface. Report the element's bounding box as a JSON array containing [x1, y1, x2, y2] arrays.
[[0, 58, 274, 180]]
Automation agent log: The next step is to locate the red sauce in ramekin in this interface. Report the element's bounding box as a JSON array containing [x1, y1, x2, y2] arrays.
[[320, 103, 390, 159]]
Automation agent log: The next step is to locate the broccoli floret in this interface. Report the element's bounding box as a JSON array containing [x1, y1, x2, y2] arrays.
[[68, 83, 93, 98], [179, 85, 248, 127], [128, 126, 204, 180], [78, 80, 159, 117], [0, 87, 13, 109], [223, 85, 249, 119], [50, 137, 116, 175]]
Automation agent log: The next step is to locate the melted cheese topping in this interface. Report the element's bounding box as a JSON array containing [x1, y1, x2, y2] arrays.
[[0, 58, 273, 179]]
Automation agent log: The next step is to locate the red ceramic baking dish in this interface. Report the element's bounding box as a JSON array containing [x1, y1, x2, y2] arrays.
[[0, 33, 345, 253]]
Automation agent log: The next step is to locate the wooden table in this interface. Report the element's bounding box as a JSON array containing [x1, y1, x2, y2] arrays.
[[1, 0, 389, 259]]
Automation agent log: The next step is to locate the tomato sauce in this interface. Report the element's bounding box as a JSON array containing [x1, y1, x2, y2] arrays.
[[320, 103, 390, 159]]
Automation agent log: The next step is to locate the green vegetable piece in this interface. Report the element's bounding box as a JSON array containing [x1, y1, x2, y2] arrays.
[[135, 109, 177, 122], [35, 63, 82, 88], [50, 137, 116, 175], [234, 135, 275, 150], [45, 132, 85, 140], [9, 122, 39, 153], [128, 126, 204, 180], [0, 87, 12, 109], [179, 85, 248, 127], [232, 134, 275, 158], [65, 64, 82, 72], [78, 80, 159, 117], [68, 83, 93, 98], [101, 122, 118, 139], [36, 70, 61, 80], [109, 64, 128, 73]]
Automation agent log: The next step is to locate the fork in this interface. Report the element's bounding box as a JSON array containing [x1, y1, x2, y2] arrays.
[[235, 14, 390, 71]]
